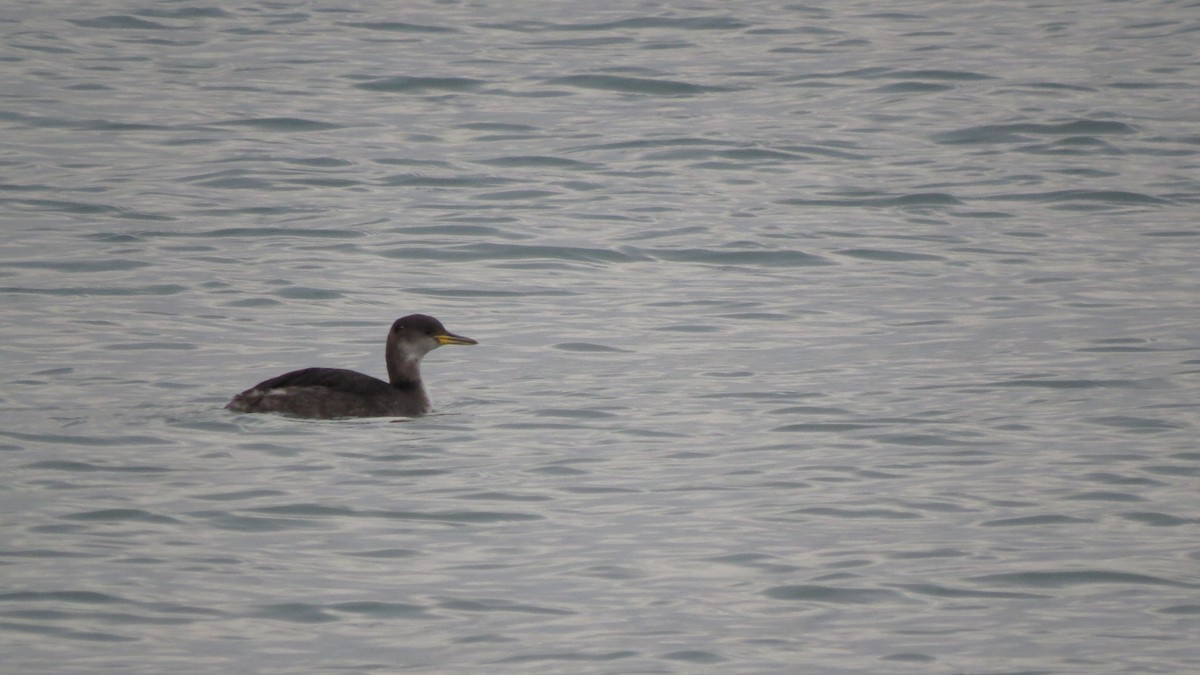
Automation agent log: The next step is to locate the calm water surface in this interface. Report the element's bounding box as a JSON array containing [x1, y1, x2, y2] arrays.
[[2, 1, 1199, 672]]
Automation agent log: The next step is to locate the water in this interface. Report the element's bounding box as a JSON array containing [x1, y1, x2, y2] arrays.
[[2, 1, 1199, 672]]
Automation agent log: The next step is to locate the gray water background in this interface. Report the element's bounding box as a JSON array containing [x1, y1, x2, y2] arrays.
[[2, 1, 1199, 672]]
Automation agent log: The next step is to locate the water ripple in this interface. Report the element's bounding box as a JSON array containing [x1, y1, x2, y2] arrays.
[[935, 120, 1138, 144], [69, 15, 171, 30], [209, 117, 342, 132], [339, 21, 458, 34], [354, 76, 486, 93], [970, 570, 1196, 589], [547, 74, 734, 95], [764, 584, 904, 604]]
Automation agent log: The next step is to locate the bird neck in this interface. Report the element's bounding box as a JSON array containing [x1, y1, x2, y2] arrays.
[[386, 342, 424, 388], [388, 348, 427, 386]]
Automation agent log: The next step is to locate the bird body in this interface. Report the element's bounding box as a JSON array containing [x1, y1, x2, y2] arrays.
[[226, 314, 476, 419]]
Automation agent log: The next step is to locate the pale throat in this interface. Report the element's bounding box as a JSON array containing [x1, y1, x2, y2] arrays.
[[386, 342, 435, 386]]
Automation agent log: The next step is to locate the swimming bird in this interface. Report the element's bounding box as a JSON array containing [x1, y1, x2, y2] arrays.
[[225, 314, 477, 419]]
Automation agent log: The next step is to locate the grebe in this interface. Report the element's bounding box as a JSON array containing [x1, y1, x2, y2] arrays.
[[225, 314, 477, 419]]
